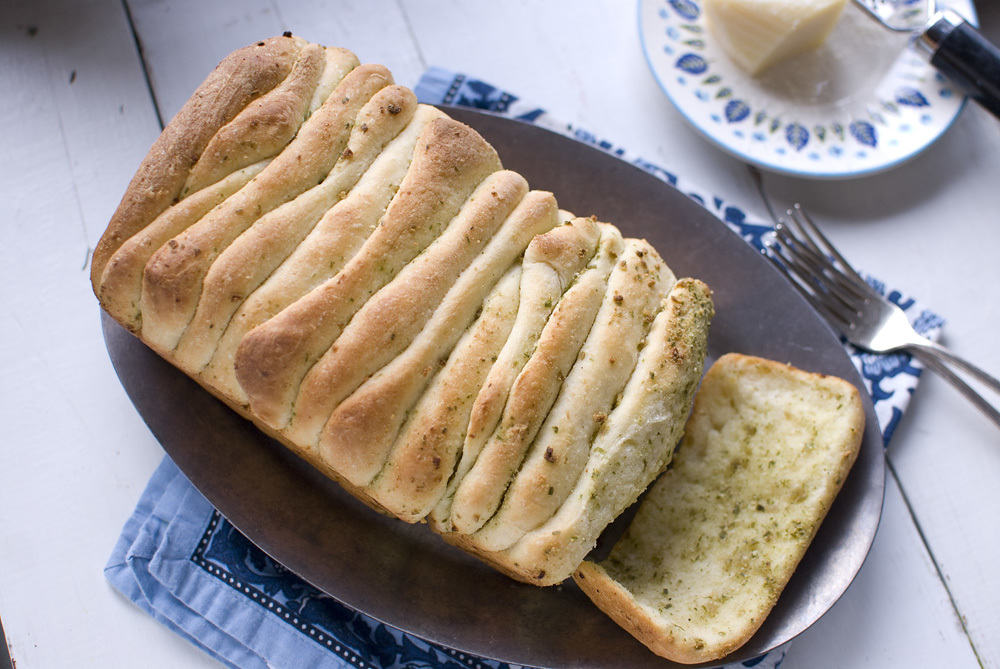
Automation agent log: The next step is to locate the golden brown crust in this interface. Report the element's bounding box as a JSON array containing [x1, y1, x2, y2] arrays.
[[309, 48, 361, 112], [367, 266, 522, 521], [90, 36, 303, 293], [574, 562, 694, 660], [91, 38, 728, 613], [98, 160, 268, 330], [200, 104, 444, 404], [181, 42, 329, 196], [524, 217, 602, 285], [447, 224, 623, 535], [427, 217, 601, 532], [499, 278, 714, 585], [234, 116, 502, 431], [315, 190, 560, 486], [173, 84, 419, 373], [470, 239, 673, 553], [287, 170, 529, 450], [140, 63, 394, 356]]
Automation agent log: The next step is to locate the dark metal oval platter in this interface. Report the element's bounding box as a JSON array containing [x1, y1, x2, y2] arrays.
[[102, 106, 885, 668]]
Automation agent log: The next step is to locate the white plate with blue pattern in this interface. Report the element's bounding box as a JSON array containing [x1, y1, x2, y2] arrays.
[[638, 0, 977, 179]]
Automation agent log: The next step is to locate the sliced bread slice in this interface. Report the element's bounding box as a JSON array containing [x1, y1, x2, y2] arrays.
[[574, 353, 864, 663]]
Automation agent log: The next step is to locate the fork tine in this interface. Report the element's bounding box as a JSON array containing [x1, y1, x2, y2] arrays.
[[765, 238, 858, 328], [781, 210, 872, 303], [774, 223, 832, 281], [789, 204, 870, 289], [774, 222, 867, 311], [782, 206, 824, 257], [782, 264, 858, 327], [795, 211, 889, 311], [802, 291, 854, 334], [764, 243, 854, 332]]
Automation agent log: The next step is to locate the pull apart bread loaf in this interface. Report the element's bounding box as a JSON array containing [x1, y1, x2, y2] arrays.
[[91, 35, 714, 587]]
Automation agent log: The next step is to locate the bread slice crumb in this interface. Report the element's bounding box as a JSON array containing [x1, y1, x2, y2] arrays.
[[574, 353, 864, 663]]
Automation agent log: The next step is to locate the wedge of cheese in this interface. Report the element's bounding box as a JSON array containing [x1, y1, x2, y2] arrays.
[[704, 0, 847, 75]]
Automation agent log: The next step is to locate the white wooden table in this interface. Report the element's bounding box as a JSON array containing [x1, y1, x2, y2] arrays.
[[2, 1, 998, 667]]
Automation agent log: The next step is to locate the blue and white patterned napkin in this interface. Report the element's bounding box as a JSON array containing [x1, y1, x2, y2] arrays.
[[106, 69, 944, 669]]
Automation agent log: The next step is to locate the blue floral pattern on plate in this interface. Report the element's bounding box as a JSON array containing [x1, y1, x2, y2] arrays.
[[638, 0, 978, 178]]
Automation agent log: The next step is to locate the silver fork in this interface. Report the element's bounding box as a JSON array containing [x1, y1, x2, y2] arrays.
[[765, 204, 1000, 430]]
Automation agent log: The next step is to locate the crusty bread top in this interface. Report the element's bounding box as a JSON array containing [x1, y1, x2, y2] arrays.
[[575, 353, 864, 663], [91, 36, 307, 296], [232, 115, 502, 433]]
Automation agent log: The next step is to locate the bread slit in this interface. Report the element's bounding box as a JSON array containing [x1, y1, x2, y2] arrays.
[[173, 85, 418, 373], [139, 63, 394, 354], [470, 239, 674, 552], [366, 264, 522, 521], [429, 217, 602, 531], [308, 47, 359, 115], [447, 224, 624, 536], [233, 117, 501, 430], [500, 278, 713, 585], [285, 170, 528, 446], [316, 190, 559, 486], [201, 105, 444, 404]]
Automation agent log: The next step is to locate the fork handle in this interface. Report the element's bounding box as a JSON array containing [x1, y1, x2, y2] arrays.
[[916, 10, 1000, 119], [911, 340, 1000, 395], [908, 347, 1000, 431]]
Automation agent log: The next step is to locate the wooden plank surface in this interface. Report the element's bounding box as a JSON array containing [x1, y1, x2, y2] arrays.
[[127, 0, 424, 122], [0, 1, 219, 666], [782, 475, 979, 667], [126, 0, 283, 122], [0, 0, 996, 666], [275, 0, 425, 88]]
